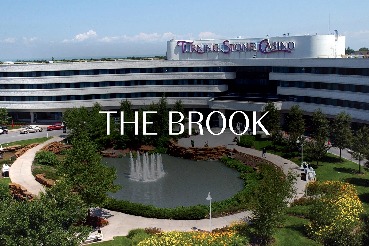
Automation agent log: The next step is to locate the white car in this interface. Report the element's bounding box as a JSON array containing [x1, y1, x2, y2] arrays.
[[19, 126, 29, 134], [29, 125, 43, 132], [26, 126, 37, 133]]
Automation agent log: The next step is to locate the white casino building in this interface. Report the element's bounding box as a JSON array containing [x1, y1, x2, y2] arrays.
[[1, 33, 369, 125]]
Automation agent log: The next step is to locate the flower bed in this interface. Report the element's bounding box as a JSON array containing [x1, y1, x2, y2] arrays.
[[137, 230, 247, 246], [306, 181, 364, 245]]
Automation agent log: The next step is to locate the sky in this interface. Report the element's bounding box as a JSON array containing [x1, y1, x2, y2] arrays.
[[0, 0, 368, 60]]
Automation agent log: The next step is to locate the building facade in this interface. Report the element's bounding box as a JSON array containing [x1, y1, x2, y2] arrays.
[[1, 33, 368, 124]]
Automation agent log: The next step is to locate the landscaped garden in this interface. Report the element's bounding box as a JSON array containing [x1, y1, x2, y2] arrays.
[[1, 100, 369, 245]]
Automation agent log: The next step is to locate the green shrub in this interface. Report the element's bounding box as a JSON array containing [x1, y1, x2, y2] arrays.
[[127, 229, 151, 245], [156, 136, 170, 148], [307, 181, 364, 246], [34, 150, 59, 166], [220, 156, 254, 176], [238, 135, 255, 148], [250, 163, 296, 245]]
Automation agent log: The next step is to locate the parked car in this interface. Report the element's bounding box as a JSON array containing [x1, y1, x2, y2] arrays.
[[29, 125, 43, 132], [0, 126, 8, 134], [26, 126, 37, 133], [47, 123, 63, 131], [19, 126, 29, 134]]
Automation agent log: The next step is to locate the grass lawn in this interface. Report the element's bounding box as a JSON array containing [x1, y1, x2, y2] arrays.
[[273, 215, 321, 246], [246, 137, 369, 213], [0, 177, 10, 187], [32, 164, 59, 180], [313, 153, 369, 212], [3, 137, 51, 147], [95, 236, 131, 246]]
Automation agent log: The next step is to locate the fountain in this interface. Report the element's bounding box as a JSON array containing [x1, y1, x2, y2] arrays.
[[129, 151, 165, 182]]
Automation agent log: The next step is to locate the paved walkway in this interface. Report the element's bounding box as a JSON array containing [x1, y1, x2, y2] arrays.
[[9, 136, 63, 195], [8, 130, 307, 242], [97, 209, 251, 241]]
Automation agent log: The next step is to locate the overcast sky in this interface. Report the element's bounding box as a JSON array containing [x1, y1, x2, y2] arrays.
[[0, 0, 368, 60]]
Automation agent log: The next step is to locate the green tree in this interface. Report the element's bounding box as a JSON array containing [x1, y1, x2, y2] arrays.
[[250, 163, 296, 245], [310, 109, 329, 140], [262, 102, 281, 146], [63, 103, 112, 149], [0, 108, 9, 125], [359, 47, 369, 51], [150, 95, 169, 137], [60, 133, 119, 208], [0, 181, 90, 245], [330, 112, 353, 160], [63, 106, 90, 137], [171, 99, 185, 124], [345, 46, 355, 55], [118, 99, 145, 148], [305, 109, 330, 165], [351, 126, 369, 173], [286, 105, 305, 149], [305, 140, 331, 166]]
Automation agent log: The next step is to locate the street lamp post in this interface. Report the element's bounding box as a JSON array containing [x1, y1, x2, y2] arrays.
[[206, 192, 212, 232], [296, 137, 304, 164]]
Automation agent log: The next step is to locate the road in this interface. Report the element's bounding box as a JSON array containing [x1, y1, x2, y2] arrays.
[[328, 147, 368, 166], [0, 127, 66, 145]]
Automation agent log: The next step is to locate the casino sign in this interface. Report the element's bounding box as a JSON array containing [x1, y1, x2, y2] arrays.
[[176, 39, 295, 54]]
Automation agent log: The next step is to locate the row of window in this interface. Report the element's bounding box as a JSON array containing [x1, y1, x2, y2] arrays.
[[282, 95, 369, 110], [279, 81, 369, 93], [0, 92, 216, 101], [0, 79, 222, 90], [2, 65, 369, 78], [273, 66, 369, 76], [0, 66, 229, 78]]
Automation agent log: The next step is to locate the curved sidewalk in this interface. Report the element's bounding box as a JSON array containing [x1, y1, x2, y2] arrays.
[[9, 136, 63, 195], [99, 209, 251, 241]]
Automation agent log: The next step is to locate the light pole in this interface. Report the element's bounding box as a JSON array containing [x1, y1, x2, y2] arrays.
[[296, 137, 304, 164], [206, 192, 212, 232]]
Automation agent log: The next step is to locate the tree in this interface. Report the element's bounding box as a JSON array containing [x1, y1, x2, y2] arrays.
[[171, 99, 186, 124], [305, 109, 330, 165], [359, 47, 369, 51], [345, 47, 355, 55], [262, 102, 281, 146], [0, 108, 9, 125], [286, 105, 305, 149], [0, 181, 90, 245], [250, 163, 296, 245], [351, 126, 369, 173], [330, 112, 353, 160], [150, 95, 169, 138], [310, 109, 329, 140], [63, 103, 113, 149], [118, 99, 144, 149], [60, 133, 119, 208], [305, 140, 331, 166]]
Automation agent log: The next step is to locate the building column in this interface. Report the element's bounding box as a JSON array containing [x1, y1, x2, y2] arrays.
[[30, 112, 34, 123]]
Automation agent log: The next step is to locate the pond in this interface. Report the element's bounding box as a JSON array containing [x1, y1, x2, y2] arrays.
[[104, 154, 243, 208]]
